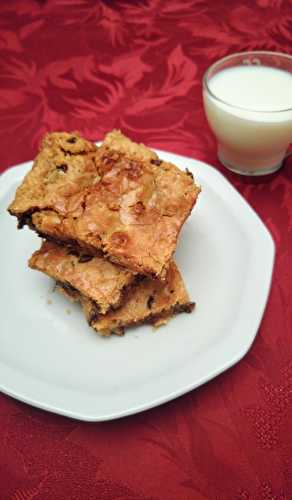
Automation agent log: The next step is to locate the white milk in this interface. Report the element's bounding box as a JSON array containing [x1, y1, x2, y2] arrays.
[[203, 65, 292, 173]]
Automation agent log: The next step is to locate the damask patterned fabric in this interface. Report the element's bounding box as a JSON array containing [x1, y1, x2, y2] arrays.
[[0, 1, 291, 499]]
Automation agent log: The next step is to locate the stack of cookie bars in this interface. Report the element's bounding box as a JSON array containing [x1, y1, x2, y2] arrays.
[[8, 131, 201, 336]]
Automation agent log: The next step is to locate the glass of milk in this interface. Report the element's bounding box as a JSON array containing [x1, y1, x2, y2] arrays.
[[203, 51, 292, 175]]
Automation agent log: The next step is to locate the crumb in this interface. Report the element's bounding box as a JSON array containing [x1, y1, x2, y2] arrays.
[[66, 308, 71, 315], [47, 298, 52, 305]]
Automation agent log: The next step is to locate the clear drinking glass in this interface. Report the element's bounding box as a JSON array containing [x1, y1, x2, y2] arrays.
[[203, 51, 292, 176]]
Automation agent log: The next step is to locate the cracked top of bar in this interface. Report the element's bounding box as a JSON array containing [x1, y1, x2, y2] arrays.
[[9, 130, 201, 279], [29, 240, 136, 315]]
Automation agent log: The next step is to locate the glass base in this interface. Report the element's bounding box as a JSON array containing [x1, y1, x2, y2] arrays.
[[218, 152, 283, 176]]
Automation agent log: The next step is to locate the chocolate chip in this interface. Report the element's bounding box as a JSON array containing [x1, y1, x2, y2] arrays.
[[185, 168, 194, 179], [174, 302, 195, 314], [88, 303, 101, 325], [56, 281, 78, 295], [67, 248, 79, 257], [56, 163, 68, 172], [151, 159, 162, 166], [16, 209, 35, 229], [78, 255, 93, 263], [133, 201, 145, 215], [147, 295, 155, 309], [67, 137, 77, 144]]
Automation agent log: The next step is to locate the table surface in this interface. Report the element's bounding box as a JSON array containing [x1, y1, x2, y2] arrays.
[[1, 1, 291, 499]]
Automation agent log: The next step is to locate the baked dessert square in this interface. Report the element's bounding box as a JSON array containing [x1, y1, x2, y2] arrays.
[[9, 130, 200, 279], [58, 260, 195, 337], [29, 241, 136, 315]]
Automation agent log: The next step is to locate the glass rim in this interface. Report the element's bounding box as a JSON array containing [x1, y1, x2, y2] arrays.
[[203, 50, 292, 114]]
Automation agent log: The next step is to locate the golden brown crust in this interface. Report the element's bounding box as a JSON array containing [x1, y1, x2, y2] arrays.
[[29, 241, 136, 314], [9, 130, 200, 279]]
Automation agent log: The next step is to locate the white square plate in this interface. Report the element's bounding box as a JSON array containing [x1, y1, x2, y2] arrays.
[[0, 151, 274, 421]]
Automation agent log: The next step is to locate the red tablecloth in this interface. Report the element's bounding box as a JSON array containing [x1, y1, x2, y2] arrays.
[[1, 1, 291, 499]]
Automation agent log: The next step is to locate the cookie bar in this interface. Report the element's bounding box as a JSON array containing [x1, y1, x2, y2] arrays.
[[29, 240, 136, 315], [9, 130, 200, 279], [59, 260, 195, 337]]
